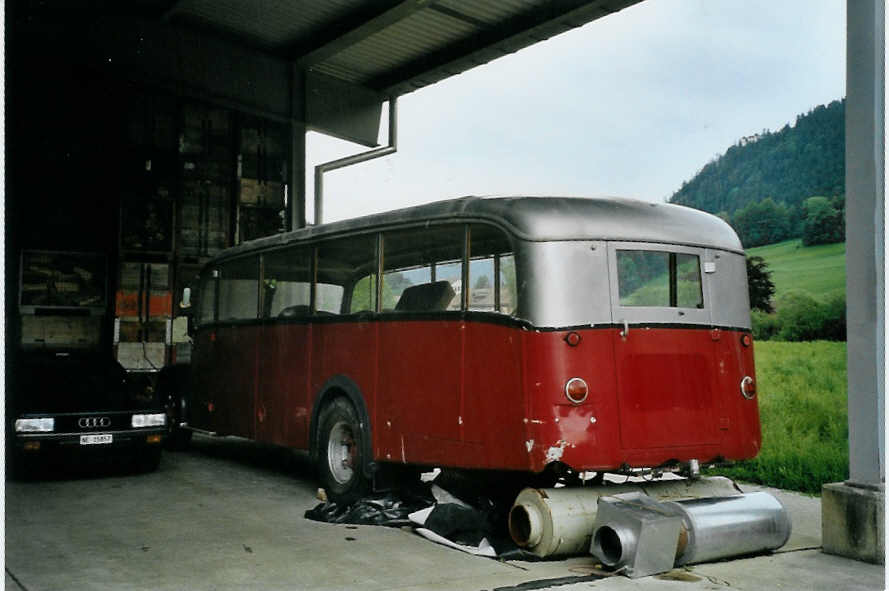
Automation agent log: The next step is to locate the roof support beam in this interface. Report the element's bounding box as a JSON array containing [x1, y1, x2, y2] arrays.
[[294, 0, 436, 67], [427, 5, 489, 29]]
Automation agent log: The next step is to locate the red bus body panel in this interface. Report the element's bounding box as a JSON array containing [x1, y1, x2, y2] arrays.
[[519, 326, 759, 472], [192, 319, 759, 475], [255, 323, 312, 448]]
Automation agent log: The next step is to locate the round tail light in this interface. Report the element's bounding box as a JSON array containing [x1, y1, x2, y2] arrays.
[[741, 334, 753, 348], [565, 377, 589, 404], [740, 376, 756, 399]]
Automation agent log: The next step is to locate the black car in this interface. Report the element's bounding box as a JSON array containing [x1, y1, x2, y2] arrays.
[[9, 350, 167, 474]]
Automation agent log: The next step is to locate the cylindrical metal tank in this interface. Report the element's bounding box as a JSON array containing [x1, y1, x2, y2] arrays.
[[509, 486, 607, 557], [665, 492, 792, 565], [508, 476, 741, 558]]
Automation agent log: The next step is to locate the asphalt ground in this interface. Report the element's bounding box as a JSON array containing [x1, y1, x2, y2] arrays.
[[5, 435, 885, 591]]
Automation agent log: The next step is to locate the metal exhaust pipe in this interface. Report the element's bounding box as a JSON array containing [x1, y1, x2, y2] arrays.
[[588, 491, 792, 578], [508, 476, 740, 558], [665, 491, 792, 565]]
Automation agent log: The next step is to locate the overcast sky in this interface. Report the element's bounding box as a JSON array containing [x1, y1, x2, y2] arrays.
[[306, 0, 846, 224]]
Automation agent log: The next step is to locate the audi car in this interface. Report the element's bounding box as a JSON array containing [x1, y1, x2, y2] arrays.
[[9, 350, 167, 474]]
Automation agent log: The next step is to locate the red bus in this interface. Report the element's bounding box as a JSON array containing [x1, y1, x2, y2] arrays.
[[176, 196, 760, 502]]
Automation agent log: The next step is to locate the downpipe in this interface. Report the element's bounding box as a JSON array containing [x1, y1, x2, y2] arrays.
[[314, 97, 397, 225]]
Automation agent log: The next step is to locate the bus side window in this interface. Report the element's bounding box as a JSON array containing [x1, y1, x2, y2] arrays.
[[263, 247, 311, 318], [382, 225, 463, 312], [349, 275, 377, 313], [468, 224, 516, 315], [317, 234, 377, 315], [218, 257, 260, 321]]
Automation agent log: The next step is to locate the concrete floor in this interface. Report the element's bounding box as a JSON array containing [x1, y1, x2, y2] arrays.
[[5, 435, 884, 591]]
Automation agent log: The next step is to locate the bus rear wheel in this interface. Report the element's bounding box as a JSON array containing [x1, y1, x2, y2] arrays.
[[317, 397, 369, 505]]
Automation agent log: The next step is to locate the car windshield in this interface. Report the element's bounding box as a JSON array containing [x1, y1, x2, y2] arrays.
[[15, 353, 159, 414]]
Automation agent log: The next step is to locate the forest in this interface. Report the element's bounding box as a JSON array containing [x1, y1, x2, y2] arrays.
[[669, 99, 845, 248]]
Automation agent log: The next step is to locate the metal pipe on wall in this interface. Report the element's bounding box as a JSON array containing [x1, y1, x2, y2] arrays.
[[313, 97, 398, 225]]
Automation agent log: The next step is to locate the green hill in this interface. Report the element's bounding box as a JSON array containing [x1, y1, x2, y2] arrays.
[[670, 100, 844, 217], [747, 239, 846, 300]]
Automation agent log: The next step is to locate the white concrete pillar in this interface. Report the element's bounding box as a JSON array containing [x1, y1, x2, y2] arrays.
[[822, 0, 885, 565], [844, 0, 884, 488]]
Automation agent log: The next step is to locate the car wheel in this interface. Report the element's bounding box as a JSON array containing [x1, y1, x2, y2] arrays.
[[136, 448, 162, 473], [317, 397, 369, 505]]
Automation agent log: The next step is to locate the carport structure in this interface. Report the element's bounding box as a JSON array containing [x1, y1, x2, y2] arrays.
[[5, 0, 884, 565]]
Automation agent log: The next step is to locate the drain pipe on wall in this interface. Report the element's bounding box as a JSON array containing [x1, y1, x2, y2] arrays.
[[313, 97, 398, 225]]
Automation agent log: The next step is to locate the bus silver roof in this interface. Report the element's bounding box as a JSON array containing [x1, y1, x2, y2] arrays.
[[217, 196, 743, 261]]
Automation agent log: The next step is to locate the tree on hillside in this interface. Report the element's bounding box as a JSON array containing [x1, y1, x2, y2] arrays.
[[746, 255, 776, 313], [730, 198, 792, 247], [802, 196, 845, 246]]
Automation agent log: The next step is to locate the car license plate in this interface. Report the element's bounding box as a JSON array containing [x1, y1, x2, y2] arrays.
[[80, 434, 113, 445]]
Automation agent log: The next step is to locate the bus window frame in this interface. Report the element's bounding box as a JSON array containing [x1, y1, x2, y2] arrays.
[[466, 224, 516, 316], [259, 245, 313, 320], [216, 255, 261, 324], [607, 241, 711, 325], [197, 219, 521, 327], [195, 267, 219, 328], [378, 223, 466, 315]]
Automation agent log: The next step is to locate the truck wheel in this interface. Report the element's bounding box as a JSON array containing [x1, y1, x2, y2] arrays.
[[317, 397, 369, 505]]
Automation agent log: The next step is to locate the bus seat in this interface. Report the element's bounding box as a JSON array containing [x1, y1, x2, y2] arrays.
[[278, 304, 310, 318], [395, 281, 455, 312]]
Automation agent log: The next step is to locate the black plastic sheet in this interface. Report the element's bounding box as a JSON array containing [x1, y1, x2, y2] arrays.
[[304, 476, 541, 561]]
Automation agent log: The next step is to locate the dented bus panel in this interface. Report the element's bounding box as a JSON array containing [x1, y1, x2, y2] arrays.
[[184, 196, 760, 501]]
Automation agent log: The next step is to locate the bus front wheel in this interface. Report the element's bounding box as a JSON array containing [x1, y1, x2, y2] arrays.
[[317, 397, 369, 505]]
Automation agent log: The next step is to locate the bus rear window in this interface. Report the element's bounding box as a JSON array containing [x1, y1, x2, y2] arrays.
[[617, 250, 703, 308]]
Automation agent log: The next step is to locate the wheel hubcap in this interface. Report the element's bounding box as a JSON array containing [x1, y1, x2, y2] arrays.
[[327, 420, 357, 485]]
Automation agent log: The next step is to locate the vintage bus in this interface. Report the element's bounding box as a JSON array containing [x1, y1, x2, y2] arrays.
[[177, 196, 760, 502]]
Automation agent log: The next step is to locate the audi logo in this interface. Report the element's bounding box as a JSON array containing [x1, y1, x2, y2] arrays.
[[78, 417, 111, 429]]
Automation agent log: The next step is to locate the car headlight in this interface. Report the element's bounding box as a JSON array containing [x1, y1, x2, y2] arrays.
[[15, 417, 55, 433], [132, 413, 167, 428]]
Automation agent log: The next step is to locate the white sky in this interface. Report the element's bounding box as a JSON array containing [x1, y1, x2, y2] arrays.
[[306, 0, 846, 224]]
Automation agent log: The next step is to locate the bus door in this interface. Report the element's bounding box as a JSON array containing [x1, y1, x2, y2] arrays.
[[211, 257, 260, 438], [254, 248, 312, 448], [606, 243, 722, 453]]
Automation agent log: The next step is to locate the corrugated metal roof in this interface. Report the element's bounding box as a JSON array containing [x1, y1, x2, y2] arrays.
[[161, 0, 641, 96]]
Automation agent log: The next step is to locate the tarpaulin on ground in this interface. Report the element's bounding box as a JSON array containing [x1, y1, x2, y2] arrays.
[[304, 479, 539, 560]]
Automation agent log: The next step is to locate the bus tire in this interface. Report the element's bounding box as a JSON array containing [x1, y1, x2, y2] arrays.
[[317, 397, 370, 505]]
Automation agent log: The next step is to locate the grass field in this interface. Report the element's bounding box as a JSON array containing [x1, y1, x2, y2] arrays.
[[746, 239, 846, 300], [709, 341, 848, 494]]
